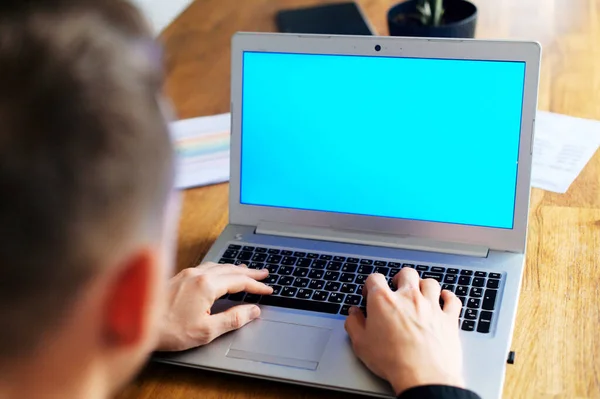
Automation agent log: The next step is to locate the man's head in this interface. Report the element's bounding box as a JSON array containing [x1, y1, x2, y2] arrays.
[[0, 0, 175, 395]]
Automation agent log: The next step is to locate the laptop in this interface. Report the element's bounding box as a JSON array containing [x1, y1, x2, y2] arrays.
[[156, 32, 541, 399]]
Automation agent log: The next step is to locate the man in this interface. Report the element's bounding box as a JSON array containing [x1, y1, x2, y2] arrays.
[[0, 1, 480, 398]]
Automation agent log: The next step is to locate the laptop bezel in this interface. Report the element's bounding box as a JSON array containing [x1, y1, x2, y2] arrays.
[[229, 32, 541, 254]]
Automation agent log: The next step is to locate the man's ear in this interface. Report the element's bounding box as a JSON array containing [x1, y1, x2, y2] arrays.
[[103, 248, 156, 349]]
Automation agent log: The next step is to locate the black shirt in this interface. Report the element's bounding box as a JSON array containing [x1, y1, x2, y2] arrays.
[[398, 385, 482, 399]]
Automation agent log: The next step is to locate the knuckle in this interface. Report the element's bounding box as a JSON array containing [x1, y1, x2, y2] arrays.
[[230, 311, 245, 329], [180, 268, 197, 278], [194, 275, 211, 290]]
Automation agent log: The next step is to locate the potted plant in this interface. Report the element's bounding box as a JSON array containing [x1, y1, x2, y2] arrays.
[[387, 0, 477, 38]]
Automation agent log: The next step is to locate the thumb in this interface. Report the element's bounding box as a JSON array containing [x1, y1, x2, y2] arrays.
[[344, 306, 366, 343], [209, 304, 261, 337]]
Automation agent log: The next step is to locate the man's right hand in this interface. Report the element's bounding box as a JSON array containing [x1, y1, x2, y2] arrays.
[[344, 268, 465, 396]]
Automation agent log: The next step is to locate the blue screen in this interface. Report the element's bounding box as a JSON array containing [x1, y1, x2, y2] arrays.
[[240, 51, 525, 229]]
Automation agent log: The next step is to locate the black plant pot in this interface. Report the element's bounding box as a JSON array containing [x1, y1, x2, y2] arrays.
[[387, 0, 477, 38]]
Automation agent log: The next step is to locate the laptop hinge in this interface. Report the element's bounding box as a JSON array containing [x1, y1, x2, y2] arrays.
[[256, 221, 489, 258]]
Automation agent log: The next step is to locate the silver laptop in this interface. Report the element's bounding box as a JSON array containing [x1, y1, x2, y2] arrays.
[[157, 32, 541, 399]]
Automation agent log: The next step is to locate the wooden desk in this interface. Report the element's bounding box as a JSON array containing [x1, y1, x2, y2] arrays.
[[116, 0, 600, 398]]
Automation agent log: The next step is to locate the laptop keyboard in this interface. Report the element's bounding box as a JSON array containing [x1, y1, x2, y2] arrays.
[[218, 244, 503, 334]]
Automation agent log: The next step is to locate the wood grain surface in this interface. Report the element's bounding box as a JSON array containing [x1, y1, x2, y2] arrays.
[[116, 0, 600, 398]]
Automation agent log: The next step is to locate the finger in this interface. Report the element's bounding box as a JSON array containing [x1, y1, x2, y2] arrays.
[[344, 306, 366, 343], [211, 274, 274, 298], [202, 262, 249, 270], [205, 264, 268, 278], [393, 267, 420, 294], [208, 304, 262, 339], [440, 289, 462, 317], [420, 278, 441, 302], [363, 273, 392, 310]]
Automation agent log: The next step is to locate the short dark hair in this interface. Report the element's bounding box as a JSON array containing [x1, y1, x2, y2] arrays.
[[0, 0, 173, 362]]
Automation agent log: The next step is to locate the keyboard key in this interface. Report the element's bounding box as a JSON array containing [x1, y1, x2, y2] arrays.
[[467, 298, 481, 309], [482, 289, 498, 310], [309, 280, 325, 290], [244, 294, 261, 303], [265, 275, 278, 285], [487, 279, 500, 289], [324, 271, 340, 281], [360, 259, 373, 265], [458, 276, 472, 285], [255, 247, 268, 253], [431, 266, 446, 273], [342, 263, 358, 273], [308, 269, 324, 279], [416, 265, 429, 271], [489, 273, 502, 279], [312, 260, 327, 269], [293, 251, 307, 257], [422, 272, 443, 282], [249, 262, 264, 269], [223, 249, 239, 258], [296, 258, 312, 267], [265, 264, 279, 273], [388, 278, 395, 289], [447, 268, 459, 274], [293, 278, 310, 288], [470, 287, 483, 298], [389, 268, 401, 278], [456, 286, 468, 296], [477, 318, 491, 333], [326, 261, 343, 271], [260, 295, 341, 314], [355, 274, 368, 284], [233, 260, 244, 265], [266, 255, 282, 263], [480, 310, 493, 322], [278, 266, 294, 276], [457, 296, 467, 306], [340, 273, 355, 283], [444, 274, 457, 284], [296, 288, 313, 300], [340, 283, 358, 294], [334, 256, 346, 262], [357, 265, 374, 274], [475, 271, 487, 277], [347, 257, 360, 263], [374, 260, 387, 266], [229, 292, 245, 301], [271, 285, 282, 295], [374, 266, 391, 276], [278, 276, 294, 286], [281, 250, 293, 256], [242, 246, 255, 251], [320, 254, 333, 260], [267, 248, 281, 254], [325, 281, 341, 292], [472, 277, 485, 287], [307, 253, 319, 259], [238, 251, 253, 261], [461, 320, 476, 331], [281, 256, 297, 266], [465, 309, 478, 320], [344, 294, 361, 305], [388, 262, 402, 267], [403, 263, 415, 268], [341, 305, 351, 315], [293, 267, 309, 277], [228, 244, 242, 250], [281, 287, 298, 297], [460, 270, 473, 276], [312, 290, 329, 301], [328, 293, 345, 304], [219, 258, 235, 264], [442, 284, 455, 292]]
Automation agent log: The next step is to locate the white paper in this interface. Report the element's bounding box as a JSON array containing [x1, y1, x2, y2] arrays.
[[531, 111, 600, 193], [169, 113, 230, 190]]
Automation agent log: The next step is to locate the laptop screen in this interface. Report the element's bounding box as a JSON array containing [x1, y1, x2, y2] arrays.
[[239, 51, 526, 229]]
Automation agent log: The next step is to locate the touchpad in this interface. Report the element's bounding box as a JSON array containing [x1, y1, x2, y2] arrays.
[[226, 319, 331, 370]]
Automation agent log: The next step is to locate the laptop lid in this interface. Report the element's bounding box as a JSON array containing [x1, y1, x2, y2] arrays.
[[229, 33, 541, 254]]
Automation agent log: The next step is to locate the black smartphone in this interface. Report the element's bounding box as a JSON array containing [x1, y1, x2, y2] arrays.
[[276, 2, 374, 36]]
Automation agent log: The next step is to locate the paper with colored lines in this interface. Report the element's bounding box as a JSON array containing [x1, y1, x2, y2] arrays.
[[170, 113, 230, 189]]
